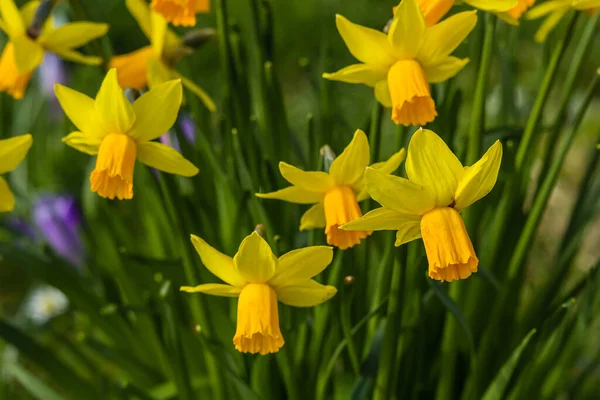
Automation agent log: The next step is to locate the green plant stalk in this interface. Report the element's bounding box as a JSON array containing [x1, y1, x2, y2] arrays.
[[466, 14, 496, 165], [340, 281, 361, 376], [373, 246, 406, 400], [276, 346, 300, 400], [435, 283, 461, 400], [534, 11, 600, 189], [370, 102, 383, 162], [514, 12, 578, 172], [396, 124, 406, 155], [507, 72, 599, 280], [157, 176, 225, 400]]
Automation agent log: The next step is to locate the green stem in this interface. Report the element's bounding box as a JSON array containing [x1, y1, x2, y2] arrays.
[[466, 14, 496, 165], [535, 11, 600, 189], [276, 348, 300, 400], [373, 246, 406, 400], [370, 102, 383, 162], [514, 12, 578, 172], [340, 281, 361, 376], [507, 72, 599, 280]]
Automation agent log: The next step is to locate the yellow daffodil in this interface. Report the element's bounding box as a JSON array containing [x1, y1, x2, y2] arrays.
[[0, 134, 32, 212], [110, 0, 215, 111], [55, 69, 199, 200], [0, 0, 108, 99], [181, 232, 337, 355], [342, 129, 502, 282], [324, 0, 477, 127], [256, 130, 405, 250], [151, 0, 210, 27], [394, 0, 517, 26], [526, 0, 600, 42]]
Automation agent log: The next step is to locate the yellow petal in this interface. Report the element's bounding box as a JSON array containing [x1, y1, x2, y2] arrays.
[[127, 0, 153, 40], [147, 56, 176, 87], [256, 187, 323, 204], [454, 140, 502, 211], [0, 176, 15, 212], [136, 141, 199, 176], [180, 76, 217, 112], [525, 0, 567, 19], [180, 284, 241, 297], [418, 11, 477, 67], [395, 221, 422, 246], [464, 0, 518, 12], [275, 280, 337, 307], [39, 22, 108, 50], [0, 134, 32, 174], [12, 36, 44, 73], [95, 69, 137, 134], [334, 14, 396, 66], [341, 206, 421, 232], [573, 0, 600, 9], [533, 9, 567, 43], [19, 1, 41, 28], [329, 130, 370, 186], [55, 84, 106, 139], [364, 167, 434, 215], [279, 161, 333, 192], [50, 48, 103, 65], [190, 234, 246, 287], [388, 0, 426, 59], [356, 148, 406, 201], [234, 232, 276, 283], [374, 80, 392, 108], [299, 202, 326, 230], [0, 0, 24, 37], [423, 56, 470, 84], [322, 64, 387, 87], [130, 79, 182, 142], [61, 131, 101, 156], [151, 11, 167, 56], [269, 246, 333, 287], [405, 129, 463, 207]]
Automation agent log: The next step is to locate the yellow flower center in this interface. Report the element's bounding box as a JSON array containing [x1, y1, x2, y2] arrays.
[[234, 283, 284, 355], [387, 59, 437, 127], [507, 0, 535, 19], [151, 0, 209, 26], [323, 186, 370, 250], [90, 133, 137, 200], [0, 42, 34, 100], [420, 207, 478, 282], [109, 46, 154, 90]]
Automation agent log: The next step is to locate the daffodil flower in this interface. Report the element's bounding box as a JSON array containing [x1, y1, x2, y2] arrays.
[[110, 0, 215, 111], [181, 232, 337, 355], [397, 0, 517, 26], [151, 0, 210, 27], [0, 134, 32, 212], [526, 0, 599, 42], [256, 130, 405, 250], [0, 0, 108, 99], [342, 129, 502, 282], [55, 69, 199, 200], [323, 0, 477, 127]]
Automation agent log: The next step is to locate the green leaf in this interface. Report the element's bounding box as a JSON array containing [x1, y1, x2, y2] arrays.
[[0, 318, 97, 399], [481, 329, 536, 400], [428, 280, 474, 350], [7, 363, 69, 400]]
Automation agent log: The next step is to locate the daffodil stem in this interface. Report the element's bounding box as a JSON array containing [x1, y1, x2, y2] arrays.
[[276, 348, 301, 400], [514, 12, 578, 172], [340, 280, 361, 376], [466, 14, 495, 165], [369, 102, 383, 162], [373, 246, 406, 400], [535, 11, 600, 191], [507, 72, 599, 280]]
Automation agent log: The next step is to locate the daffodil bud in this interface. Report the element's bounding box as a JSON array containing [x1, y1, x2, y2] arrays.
[[182, 28, 217, 50], [320, 145, 336, 172], [27, 0, 56, 39]]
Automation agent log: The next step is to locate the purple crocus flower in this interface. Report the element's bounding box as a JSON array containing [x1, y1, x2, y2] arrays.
[[33, 195, 84, 267]]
